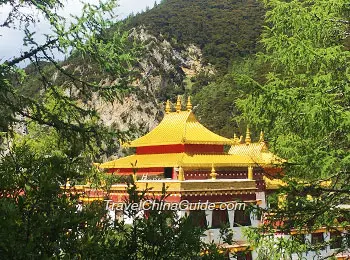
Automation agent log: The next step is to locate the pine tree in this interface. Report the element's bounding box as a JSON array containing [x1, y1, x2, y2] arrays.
[[237, 0, 350, 256]]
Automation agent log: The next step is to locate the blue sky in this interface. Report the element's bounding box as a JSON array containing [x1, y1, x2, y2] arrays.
[[0, 0, 160, 62]]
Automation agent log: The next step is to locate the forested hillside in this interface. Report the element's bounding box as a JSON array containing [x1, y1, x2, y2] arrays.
[[126, 0, 264, 73], [21, 0, 266, 146], [125, 0, 266, 138]]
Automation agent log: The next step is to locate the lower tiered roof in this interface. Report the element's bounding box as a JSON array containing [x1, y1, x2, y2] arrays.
[[99, 152, 263, 169]]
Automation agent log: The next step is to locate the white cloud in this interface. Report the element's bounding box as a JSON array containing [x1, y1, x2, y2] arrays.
[[0, 0, 160, 62]]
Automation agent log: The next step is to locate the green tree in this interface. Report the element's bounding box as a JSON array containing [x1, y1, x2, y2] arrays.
[[237, 0, 350, 257], [0, 1, 135, 258], [193, 56, 266, 137], [0, 127, 228, 259], [125, 0, 265, 73], [1, 0, 134, 138], [0, 1, 229, 258]]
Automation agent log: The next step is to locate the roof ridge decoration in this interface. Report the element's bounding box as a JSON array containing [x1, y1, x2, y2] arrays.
[[245, 127, 251, 144], [210, 163, 217, 180], [165, 100, 171, 114], [176, 95, 182, 113], [259, 130, 265, 143], [233, 133, 238, 144], [186, 96, 192, 111]]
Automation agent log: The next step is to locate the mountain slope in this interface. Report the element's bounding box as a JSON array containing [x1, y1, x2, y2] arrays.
[[125, 0, 265, 72], [21, 0, 267, 158]]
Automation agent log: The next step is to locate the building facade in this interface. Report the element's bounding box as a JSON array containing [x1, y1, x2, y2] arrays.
[[71, 96, 349, 259]]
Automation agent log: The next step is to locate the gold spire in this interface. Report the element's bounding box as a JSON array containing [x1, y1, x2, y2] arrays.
[[176, 96, 181, 112], [239, 135, 244, 144], [248, 166, 253, 180], [210, 163, 217, 180], [178, 166, 185, 181], [165, 100, 171, 114], [186, 96, 192, 111], [245, 127, 251, 144], [259, 130, 265, 142]]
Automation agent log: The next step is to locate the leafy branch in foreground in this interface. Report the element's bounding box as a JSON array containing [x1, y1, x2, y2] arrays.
[[1, 0, 137, 144], [236, 0, 350, 257]]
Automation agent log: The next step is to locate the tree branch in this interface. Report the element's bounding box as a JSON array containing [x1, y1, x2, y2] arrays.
[[4, 38, 58, 67]]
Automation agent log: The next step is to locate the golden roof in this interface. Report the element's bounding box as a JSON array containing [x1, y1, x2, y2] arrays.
[[100, 152, 258, 169], [127, 109, 233, 147], [229, 130, 284, 165]]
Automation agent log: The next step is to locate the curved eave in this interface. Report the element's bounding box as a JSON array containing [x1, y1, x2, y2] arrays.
[[99, 153, 260, 170]]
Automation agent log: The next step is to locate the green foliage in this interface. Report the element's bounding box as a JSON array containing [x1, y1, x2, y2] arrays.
[[244, 228, 307, 260], [236, 0, 350, 257], [0, 126, 100, 258], [0, 125, 227, 259], [1, 0, 136, 141], [0, 1, 228, 258], [193, 56, 266, 137], [237, 0, 350, 178], [126, 0, 265, 73]]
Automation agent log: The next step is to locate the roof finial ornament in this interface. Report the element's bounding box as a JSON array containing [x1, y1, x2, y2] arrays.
[[186, 96, 192, 111], [245, 126, 251, 144], [176, 95, 181, 113], [165, 100, 171, 114], [259, 130, 265, 143], [210, 163, 217, 180], [178, 166, 185, 181], [248, 166, 254, 180], [239, 135, 244, 143]]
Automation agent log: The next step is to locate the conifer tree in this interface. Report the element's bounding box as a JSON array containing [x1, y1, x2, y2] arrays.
[[237, 0, 350, 256], [0, 1, 227, 258]]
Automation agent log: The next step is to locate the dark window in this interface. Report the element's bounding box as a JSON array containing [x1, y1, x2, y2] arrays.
[[212, 209, 229, 228], [234, 210, 251, 227], [330, 232, 343, 249], [311, 233, 324, 246], [164, 167, 173, 178], [236, 251, 253, 260], [189, 210, 207, 229]]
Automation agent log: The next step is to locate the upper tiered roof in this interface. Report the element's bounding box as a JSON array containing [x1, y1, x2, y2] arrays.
[[127, 97, 233, 147]]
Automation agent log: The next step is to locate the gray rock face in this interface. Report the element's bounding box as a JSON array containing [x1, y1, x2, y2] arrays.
[[93, 28, 211, 144], [12, 28, 211, 160]]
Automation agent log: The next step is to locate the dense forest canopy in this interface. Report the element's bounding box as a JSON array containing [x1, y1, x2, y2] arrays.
[[238, 0, 350, 257], [126, 0, 265, 73]]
